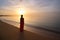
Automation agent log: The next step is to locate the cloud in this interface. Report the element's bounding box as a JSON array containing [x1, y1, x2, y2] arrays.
[[0, 0, 60, 13]]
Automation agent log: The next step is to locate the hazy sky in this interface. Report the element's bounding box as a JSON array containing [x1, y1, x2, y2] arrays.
[[0, 0, 60, 15]]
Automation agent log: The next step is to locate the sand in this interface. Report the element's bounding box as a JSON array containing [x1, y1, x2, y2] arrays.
[[0, 20, 60, 40]]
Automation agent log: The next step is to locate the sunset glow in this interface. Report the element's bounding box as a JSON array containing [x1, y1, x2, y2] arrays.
[[19, 8, 25, 15]]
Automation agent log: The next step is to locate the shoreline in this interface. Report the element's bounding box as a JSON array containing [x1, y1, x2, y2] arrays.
[[1, 19, 60, 34], [0, 20, 60, 40]]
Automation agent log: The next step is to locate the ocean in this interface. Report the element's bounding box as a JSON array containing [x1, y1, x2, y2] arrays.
[[0, 13, 60, 32]]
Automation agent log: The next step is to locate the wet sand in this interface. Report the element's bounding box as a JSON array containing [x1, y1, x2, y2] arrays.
[[0, 20, 60, 40]]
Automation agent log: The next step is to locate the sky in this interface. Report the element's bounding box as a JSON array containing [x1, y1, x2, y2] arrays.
[[0, 0, 60, 15]]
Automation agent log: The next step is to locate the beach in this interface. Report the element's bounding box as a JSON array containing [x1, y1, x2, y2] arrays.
[[0, 20, 60, 40]]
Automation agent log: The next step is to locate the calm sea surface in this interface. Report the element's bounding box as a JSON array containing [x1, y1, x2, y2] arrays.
[[0, 13, 60, 32]]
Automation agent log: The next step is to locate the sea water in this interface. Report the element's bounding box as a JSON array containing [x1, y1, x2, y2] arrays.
[[0, 13, 60, 32]]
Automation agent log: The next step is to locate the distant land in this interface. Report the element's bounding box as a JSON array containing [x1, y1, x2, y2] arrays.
[[0, 15, 18, 17]]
